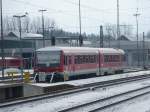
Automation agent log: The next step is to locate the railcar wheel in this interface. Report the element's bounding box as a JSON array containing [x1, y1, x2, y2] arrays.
[[104, 72, 108, 75]]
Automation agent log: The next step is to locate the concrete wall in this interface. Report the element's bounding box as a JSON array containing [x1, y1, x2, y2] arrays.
[[23, 84, 43, 97], [0, 84, 23, 102], [0, 88, 5, 102]]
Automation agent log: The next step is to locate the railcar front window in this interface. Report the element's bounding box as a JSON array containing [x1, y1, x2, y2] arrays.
[[37, 51, 60, 67]]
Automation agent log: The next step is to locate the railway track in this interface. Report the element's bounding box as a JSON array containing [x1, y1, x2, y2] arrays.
[[1, 72, 150, 108], [0, 68, 146, 83], [58, 85, 150, 112]]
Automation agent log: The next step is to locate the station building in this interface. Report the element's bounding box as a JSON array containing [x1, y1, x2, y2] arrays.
[[1, 31, 150, 67], [0, 32, 42, 57], [88, 36, 150, 67]]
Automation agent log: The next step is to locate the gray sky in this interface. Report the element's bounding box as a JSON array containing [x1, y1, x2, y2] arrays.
[[3, 0, 150, 35]]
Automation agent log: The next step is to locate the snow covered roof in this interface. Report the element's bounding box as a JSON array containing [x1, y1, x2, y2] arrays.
[[129, 35, 150, 41], [0, 57, 18, 60], [36, 46, 99, 54], [7, 32, 43, 39], [117, 35, 130, 41], [99, 48, 125, 54], [56, 36, 79, 40], [36, 46, 124, 55]]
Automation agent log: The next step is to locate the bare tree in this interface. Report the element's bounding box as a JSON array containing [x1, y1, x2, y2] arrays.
[[120, 23, 133, 37], [11, 17, 17, 31], [24, 12, 30, 33], [2, 15, 56, 34]]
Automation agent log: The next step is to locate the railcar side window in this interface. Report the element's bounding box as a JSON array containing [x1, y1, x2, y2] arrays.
[[75, 56, 78, 64], [37, 51, 60, 67], [104, 55, 120, 62], [79, 55, 82, 64], [85, 56, 89, 63], [69, 56, 71, 64], [64, 56, 67, 65], [83, 56, 86, 63], [74, 55, 97, 64]]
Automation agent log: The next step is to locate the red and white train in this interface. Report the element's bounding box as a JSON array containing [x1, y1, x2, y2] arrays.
[[0, 57, 28, 69], [0, 57, 22, 69], [34, 47, 125, 82]]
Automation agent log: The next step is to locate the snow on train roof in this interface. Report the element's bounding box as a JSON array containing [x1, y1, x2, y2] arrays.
[[0, 57, 18, 60], [36, 46, 124, 54], [99, 48, 125, 54], [36, 46, 99, 53]]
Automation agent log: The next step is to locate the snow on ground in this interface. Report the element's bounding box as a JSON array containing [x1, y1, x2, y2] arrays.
[[103, 92, 150, 112], [2, 77, 150, 112], [118, 97, 150, 112], [117, 99, 150, 112], [0, 69, 34, 77], [31, 70, 150, 87]]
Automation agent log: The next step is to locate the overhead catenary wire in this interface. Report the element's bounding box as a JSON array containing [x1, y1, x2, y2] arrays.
[[3, 0, 150, 35]]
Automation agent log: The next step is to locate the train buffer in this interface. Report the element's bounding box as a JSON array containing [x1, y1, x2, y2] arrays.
[[23, 72, 31, 83], [7, 72, 18, 81]]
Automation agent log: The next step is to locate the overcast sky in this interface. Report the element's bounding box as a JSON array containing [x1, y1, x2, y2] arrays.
[[2, 0, 150, 35]]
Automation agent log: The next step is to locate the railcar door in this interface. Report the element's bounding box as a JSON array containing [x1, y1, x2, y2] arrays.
[[96, 54, 100, 76], [65, 55, 71, 75], [98, 52, 102, 76], [68, 55, 73, 75]]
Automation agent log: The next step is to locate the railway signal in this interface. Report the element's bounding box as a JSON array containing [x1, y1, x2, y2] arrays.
[[79, 35, 83, 46], [100, 25, 104, 48], [51, 36, 56, 46]]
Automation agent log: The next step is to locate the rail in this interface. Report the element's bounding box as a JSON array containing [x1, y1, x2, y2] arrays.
[[1, 73, 150, 108]]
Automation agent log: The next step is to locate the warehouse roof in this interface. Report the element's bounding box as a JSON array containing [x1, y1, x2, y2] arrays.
[[7, 32, 43, 40]]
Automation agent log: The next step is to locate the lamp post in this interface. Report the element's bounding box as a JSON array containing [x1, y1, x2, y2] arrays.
[[13, 14, 26, 81], [133, 10, 140, 66], [0, 0, 5, 80], [79, 0, 83, 46], [143, 32, 145, 68], [39, 9, 47, 47], [117, 0, 120, 48]]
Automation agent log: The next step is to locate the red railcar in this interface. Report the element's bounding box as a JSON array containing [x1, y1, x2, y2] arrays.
[[0, 57, 26, 69], [35, 47, 125, 82]]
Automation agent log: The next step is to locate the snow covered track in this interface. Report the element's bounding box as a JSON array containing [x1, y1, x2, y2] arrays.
[[0, 68, 143, 83], [1, 73, 150, 110], [58, 86, 150, 112], [90, 86, 150, 112]]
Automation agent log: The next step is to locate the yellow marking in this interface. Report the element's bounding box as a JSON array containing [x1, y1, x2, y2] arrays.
[[24, 72, 30, 83], [64, 72, 69, 81]]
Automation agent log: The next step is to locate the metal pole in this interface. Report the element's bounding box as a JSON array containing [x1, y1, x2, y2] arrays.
[[133, 10, 140, 66], [0, 0, 5, 80], [79, 0, 83, 47], [39, 9, 47, 47], [143, 32, 145, 68], [100, 25, 104, 48], [13, 15, 26, 82], [117, 0, 120, 48], [19, 17, 24, 81]]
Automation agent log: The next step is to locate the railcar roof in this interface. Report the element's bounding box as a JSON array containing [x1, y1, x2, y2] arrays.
[[36, 46, 124, 54], [36, 46, 98, 52], [0, 57, 18, 60], [99, 48, 125, 54]]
